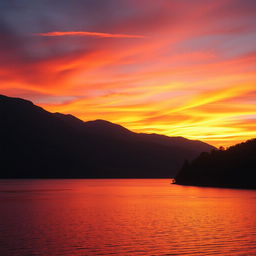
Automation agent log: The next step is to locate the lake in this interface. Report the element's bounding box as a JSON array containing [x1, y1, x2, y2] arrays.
[[0, 179, 255, 255]]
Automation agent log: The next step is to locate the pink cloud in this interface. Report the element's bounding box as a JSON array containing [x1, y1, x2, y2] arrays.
[[36, 31, 146, 39]]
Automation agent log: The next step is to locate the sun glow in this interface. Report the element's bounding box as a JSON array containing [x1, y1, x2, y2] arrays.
[[1, 1, 256, 147]]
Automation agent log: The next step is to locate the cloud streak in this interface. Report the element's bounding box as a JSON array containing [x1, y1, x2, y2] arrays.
[[36, 31, 146, 39], [0, 0, 256, 147]]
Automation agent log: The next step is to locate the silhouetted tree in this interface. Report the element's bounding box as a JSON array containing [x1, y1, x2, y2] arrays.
[[175, 139, 256, 189]]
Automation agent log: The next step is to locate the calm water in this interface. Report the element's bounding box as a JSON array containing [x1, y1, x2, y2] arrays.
[[0, 179, 256, 256]]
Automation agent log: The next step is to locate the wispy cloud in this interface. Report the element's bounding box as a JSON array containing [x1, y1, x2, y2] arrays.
[[36, 31, 146, 39], [1, 0, 256, 147]]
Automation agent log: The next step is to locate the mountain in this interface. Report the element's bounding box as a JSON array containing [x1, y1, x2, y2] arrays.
[[0, 94, 214, 178], [174, 139, 256, 189]]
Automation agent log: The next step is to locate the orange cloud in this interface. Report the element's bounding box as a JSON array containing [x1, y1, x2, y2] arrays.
[[1, 1, 256, 148], [36, 31, 146, 39]]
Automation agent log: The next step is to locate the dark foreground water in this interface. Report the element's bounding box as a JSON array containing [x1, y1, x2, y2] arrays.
[[0, 179, 256, 256]]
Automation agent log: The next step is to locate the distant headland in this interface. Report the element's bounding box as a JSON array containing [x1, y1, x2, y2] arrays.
[[174, 138, 256, 189]]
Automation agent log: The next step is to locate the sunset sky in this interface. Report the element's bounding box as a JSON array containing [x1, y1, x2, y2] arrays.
[[0, 0, 256, 147]]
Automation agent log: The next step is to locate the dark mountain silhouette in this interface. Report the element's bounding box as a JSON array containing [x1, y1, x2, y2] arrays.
[[0, 94, 214, 178], [174, 139, 256, 189]]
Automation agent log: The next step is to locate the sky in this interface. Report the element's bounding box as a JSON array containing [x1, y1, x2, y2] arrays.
[[0, 0, 256, 147]]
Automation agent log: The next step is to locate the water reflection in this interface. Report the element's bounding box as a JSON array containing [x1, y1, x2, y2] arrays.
[[0, 179, 256, 255]]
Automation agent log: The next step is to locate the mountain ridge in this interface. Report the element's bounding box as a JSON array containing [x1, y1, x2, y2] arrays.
[[0, 94, 215, 178]]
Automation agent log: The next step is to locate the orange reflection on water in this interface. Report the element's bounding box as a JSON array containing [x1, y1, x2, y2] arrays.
[[0, 179, 256, 255]]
